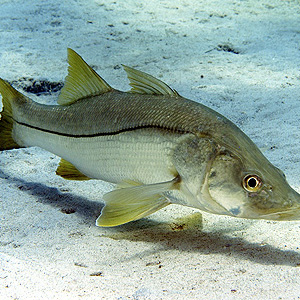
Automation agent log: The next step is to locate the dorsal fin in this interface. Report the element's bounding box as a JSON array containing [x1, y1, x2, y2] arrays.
[[122, 65, 179, 96], [58, 48, 112, 105]]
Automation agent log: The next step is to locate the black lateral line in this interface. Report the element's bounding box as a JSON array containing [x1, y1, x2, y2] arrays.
[[15, 120, 188, 138]]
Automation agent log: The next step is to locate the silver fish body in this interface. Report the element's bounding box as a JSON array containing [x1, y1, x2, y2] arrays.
[[1, 48, 300, 226]]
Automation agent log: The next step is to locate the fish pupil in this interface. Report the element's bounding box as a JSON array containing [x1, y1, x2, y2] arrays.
[[248, 177, 257, 188], [242, 174, 262, 192]]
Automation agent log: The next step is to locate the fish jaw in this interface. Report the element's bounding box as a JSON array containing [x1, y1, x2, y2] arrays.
[[216, 179, 300, 221], [246, 187, 300, 221], [201, 185, 300, 221]]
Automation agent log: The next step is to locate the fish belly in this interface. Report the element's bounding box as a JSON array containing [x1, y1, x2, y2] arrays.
[[13, 124, 180, 185]]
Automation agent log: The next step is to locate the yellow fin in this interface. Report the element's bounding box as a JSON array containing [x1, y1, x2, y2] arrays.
[[0, 78, 25, 150], [58, 48, 112, 105], [96, 178, 179, 227], [115, 179, 143, 189], [56, 158, 91, 180], [122, 65, 179, 96]]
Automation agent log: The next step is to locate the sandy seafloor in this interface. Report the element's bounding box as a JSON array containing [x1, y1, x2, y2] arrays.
[[1, 0, 300, 299]]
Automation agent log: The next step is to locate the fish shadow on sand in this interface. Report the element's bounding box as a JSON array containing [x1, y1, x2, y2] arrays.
[[0, 169, 103, 222], [108, 217, 300, 267], [1, 170, 300, 267]]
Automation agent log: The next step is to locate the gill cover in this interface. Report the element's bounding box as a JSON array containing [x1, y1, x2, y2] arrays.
[[207, 151, 247, 217]]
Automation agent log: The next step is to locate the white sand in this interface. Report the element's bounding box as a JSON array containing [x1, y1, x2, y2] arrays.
[[1, 0, 300, 299]]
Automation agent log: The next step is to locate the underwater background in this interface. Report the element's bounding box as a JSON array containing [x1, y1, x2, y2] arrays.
[[1, 0, 300, 299]]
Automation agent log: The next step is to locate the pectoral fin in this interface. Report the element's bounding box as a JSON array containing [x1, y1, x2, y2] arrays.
[[96, 178, 179, 227]]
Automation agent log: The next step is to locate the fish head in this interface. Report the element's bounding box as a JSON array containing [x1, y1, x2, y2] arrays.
[[206, 146, 300, 220]]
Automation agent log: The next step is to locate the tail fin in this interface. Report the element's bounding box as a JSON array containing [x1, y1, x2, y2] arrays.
[[0, 78, 24, 150]]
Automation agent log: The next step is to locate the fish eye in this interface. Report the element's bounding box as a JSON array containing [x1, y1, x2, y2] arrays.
[[242, 175, 262, 192]]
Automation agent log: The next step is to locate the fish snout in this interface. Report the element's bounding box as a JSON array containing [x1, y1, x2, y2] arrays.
[[259, 188, 300, 220]]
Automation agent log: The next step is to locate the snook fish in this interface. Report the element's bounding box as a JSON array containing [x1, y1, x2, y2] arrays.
[[1, 49, 300, 227]]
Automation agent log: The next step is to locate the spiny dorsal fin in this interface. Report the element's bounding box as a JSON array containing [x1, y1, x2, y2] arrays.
[[56, 158, 91, 180], [122, 65, 179, 96], [58, 48, 112, 105]]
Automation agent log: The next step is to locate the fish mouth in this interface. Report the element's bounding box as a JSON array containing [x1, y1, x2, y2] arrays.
[[231, 205, 300, 221], [227, 198, 300, 221], [249, 186, 300, 221], [258, 206, 300, 220], [263, 188, 300, 220]]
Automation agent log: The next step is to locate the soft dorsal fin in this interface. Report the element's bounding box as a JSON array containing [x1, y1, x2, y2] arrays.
[[56, 158, 91, 181], [122, 65, 179, 96], [58, 48, 112, 105]]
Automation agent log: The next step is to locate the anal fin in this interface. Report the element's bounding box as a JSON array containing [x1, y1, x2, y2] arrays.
[[56, 158, 91, 181], [96, 178, 179, 227]]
